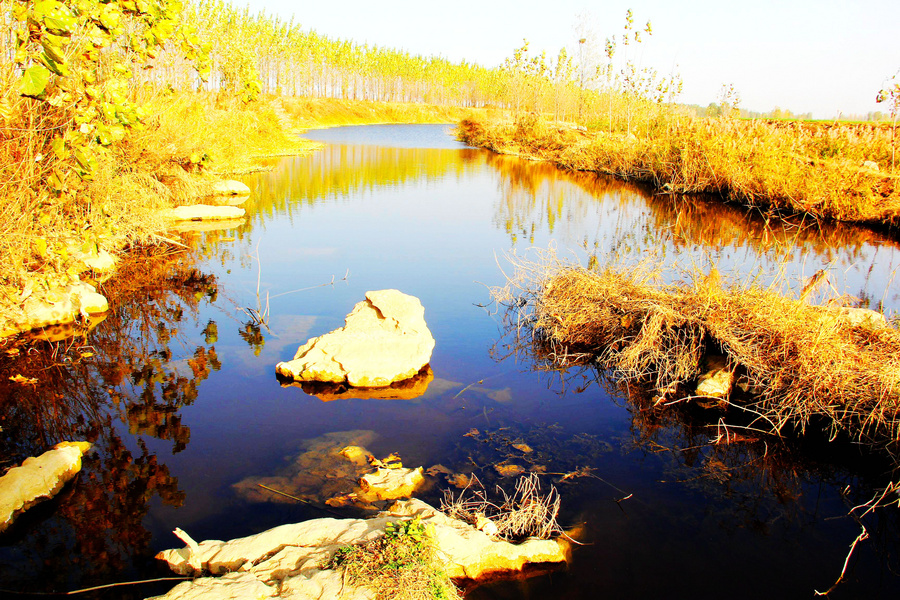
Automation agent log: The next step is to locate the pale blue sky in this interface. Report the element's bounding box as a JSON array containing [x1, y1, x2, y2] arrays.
[[245, 0, 898, 118]]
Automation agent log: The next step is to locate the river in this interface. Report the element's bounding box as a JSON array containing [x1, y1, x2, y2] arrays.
[[1, 124, 899, 599]]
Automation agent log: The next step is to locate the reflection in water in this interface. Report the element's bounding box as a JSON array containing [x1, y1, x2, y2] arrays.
[[0, 247, 219, 593], [483, 150, 900, 310], [245, 144, 485, 226], [4, 125, 900, 598], [280, 366, 435, 402]]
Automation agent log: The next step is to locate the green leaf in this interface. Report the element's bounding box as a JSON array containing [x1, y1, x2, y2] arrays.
[[51, 137, 68, 160], [19, 65, 51, 97], [41, 36, 67, 64]]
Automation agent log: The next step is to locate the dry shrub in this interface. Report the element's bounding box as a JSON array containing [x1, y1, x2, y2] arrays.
[[441, 474, 563, 543], [493, 251, 900, 445]]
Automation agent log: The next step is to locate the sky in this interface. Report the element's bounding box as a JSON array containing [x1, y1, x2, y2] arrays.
[[243, 0, 899, 119]]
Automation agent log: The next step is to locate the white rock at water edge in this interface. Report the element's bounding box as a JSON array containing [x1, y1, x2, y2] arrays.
[[0, 441, 93, 533], [276, 290, 435, 388], [151, 499, 569, 599], [211, 179, 251, 196], [163, 205, 246, 222], [1, 281, 109, 338]]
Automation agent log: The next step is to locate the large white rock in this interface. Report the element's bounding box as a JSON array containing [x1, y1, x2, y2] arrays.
[[276, 290, 435, 388], [151, 499, 569, 599], [0, 441, 93, 532]]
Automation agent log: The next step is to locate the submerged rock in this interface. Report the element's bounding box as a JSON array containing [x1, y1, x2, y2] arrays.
[[0, 441, 93, 533], [359, 467, 426, 500], [276, 290, 435, 388], [151, 499, 569, 599]]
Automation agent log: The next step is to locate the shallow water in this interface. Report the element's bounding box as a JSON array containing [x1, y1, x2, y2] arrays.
[[2, 124, 900, 599]]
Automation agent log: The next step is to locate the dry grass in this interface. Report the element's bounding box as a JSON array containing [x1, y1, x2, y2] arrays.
[[441, 474, 563, 543], [458, 113, 900, 229], [492, 251, 900, 446]]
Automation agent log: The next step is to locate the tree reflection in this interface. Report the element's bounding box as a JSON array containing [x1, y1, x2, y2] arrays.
[[483, 150, 900, 298], [0, 245, 219, 594]]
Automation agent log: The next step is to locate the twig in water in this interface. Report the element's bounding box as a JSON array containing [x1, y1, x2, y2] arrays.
[[256, 484, 347, 518], [814, 524, 869, 596], [268, 269, 351, 300], [0, 577, 191, 596]]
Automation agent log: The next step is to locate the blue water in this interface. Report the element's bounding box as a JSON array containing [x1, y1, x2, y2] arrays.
[[2, 124, 899, 599]]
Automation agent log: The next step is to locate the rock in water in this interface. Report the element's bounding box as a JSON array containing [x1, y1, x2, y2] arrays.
[[0, 441, 93, 532], [276, 290, 435, 388]]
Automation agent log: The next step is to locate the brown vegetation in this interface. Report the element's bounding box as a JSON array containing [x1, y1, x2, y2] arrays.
[[458, 113, 900, 230], [492, 252, 900, 446]]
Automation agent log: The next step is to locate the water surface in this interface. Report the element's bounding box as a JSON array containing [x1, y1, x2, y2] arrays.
[[2, 124, 899, 599]]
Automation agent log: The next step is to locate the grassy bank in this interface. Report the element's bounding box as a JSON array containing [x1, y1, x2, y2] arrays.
[[494, 254, 900, 446], [0, 93, 478, 337], [458, 113, 900, 230]]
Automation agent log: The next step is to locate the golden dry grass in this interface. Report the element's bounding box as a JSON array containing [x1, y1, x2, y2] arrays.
[[493, 252, 900, 445], [458, 113, 900, 229]]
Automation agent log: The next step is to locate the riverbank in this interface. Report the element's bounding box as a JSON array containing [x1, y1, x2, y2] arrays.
[[493, 253, 900, 446], [457, 114, 900, 231], [0, 95, 481, 341]]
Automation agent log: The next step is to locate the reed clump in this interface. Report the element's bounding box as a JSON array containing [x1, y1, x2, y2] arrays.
[[441, 473, 563, 543], [458, 113, 900, 229], [493, 253, 900, 445]]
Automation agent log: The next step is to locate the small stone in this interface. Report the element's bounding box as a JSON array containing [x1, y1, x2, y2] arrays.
[[695, 354, 733, 399], [211, 179, 251, 196], [862, 160, 880, 171]]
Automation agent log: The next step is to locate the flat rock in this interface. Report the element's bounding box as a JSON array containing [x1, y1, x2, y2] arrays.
[[276, 290, 435, 388], [0, 441, 93, 532], [163, 205, 246, 222], [151, 499, 568, 599], [169, 218, 247, 233], [1, 282, 109, 337]]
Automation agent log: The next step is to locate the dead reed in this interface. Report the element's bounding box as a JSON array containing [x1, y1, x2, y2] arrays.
[[492, 251, 900, 446], [441, 473, 563, 543]]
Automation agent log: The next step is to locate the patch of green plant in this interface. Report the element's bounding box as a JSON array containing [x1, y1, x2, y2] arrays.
[[325, 516, 461, 600]]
